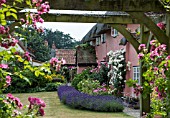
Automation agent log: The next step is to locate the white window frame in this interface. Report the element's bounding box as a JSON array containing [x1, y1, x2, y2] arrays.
[[89, 41, 94, 46], [111, 27, 118, 38], [101, 33, 106, 43], [133, 66, 140, 84], [96, 37, 101, 46]]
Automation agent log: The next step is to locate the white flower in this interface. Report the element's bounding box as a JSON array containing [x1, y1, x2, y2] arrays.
[[118, 64, 123, 68]]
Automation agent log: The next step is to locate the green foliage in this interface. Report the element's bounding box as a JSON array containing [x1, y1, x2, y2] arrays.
[[15, 27, 50, 62], [92, 64, 110, 85], [45, 82, 63, 91], [77, 79, 100, 94], [42, 29, 81, 49], [71, 68, 91, 89]]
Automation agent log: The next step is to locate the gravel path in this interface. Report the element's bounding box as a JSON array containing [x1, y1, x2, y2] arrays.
[[123, 107, 140, 118]]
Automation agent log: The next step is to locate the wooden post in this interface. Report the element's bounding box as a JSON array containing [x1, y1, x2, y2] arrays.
[[140, 24, 150, 116]]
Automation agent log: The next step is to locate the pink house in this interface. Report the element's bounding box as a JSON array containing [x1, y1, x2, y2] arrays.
[[81, 23, 140, 96]]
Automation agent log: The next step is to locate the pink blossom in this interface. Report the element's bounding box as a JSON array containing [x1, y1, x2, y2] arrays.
[[38, 2, 50, 14], [157, 22, 165, 30], [158, 44, 166, 52], [38, 17, 44, 23], [6, 75, 11, 86], [150, 45, 156, 52], [1, 42, 9, 49], [0, 0, 6, 7], [93, 89, 98, 93], [166, 55, 170, 60], [138, 53, 144, 59], [28, 97, 46, 107], [155, 87, 159, 92], [20, 18, 25, 23], [15, 97, 23, 109], [0, 64, 8, 69], [50, 57, 58, 65], [37, 27, 44, 33], [150, 40, 157, 46], [10, 38, 18, 46], [164, 61, 168, 67], [24, 51, 31, 61], [153, 67, 158, 72], [0, 25, 6, 34], [7, 93, 15, 101], [39, 108, 45, 116], [102, 87, 107, 92], [138, 44, 146, 51], [61, 58, 66, 64]]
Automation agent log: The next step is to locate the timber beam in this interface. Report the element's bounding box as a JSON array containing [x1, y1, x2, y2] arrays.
[[128, 12, 169, 45], [41, 13, 138, 24], [7, 0, 165, 12], [48, 0, 165, 12]]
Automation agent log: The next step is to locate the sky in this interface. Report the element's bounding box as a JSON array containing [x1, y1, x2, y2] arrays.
[[37, 22, 96, 41]]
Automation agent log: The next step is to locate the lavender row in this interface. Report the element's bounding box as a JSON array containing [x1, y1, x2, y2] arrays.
[[57, 85, 124, 112]]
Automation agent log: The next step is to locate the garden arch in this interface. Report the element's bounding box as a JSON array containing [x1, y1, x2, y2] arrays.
[[7, 0, 170, 116]]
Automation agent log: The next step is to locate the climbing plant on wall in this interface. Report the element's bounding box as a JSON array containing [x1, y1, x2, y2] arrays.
[[107, 49, 126, 97]]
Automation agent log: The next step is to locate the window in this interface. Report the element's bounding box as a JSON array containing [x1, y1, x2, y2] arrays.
[[133, 66, 140, 84], [90, 41, 95, 46], [96, 37, 101, 46], [111, 27, 118, 38], [101, 33, 106, 43]]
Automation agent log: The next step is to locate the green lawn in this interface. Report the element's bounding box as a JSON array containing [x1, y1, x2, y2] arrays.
[[14, 92, 133, 118]]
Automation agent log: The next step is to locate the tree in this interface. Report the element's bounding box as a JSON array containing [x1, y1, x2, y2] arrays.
[[15, 27, 50, 62], [42, 29, 81, 49]]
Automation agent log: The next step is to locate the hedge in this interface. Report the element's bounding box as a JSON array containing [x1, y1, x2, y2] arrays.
[[57, 85, 124, 112]]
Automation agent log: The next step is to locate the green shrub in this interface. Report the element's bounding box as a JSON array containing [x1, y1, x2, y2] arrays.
[[45, 82, 63, 91], [71, 68, 91, 89], [77, 79, 100, 94], [92, 63, 109, 85]]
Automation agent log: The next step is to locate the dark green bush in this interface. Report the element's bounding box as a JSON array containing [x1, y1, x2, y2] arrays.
[[91, 63, 109, 85], [45, 82, 62, 91], [71, 68, 92, 89]]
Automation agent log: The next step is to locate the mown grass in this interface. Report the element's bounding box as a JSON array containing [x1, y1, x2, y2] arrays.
[[14, 92, 133, 118]]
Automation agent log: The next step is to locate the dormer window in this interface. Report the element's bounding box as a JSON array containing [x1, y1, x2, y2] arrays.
[[111, 27, 118, 38], [101, 33, 106, 43]]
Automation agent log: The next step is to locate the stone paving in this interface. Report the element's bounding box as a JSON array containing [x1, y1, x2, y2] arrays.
[[123, 107, 140, 118]]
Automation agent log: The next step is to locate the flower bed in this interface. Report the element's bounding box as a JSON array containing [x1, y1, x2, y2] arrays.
[[57, 85, 124, 112]]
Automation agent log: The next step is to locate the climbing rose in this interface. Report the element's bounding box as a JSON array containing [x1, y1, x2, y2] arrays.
[[166, 55, 170, 60], [0, 0, 6, 7], [138, 44, 146, 51], [6, 76, 11, 87], [38, 2, 50, 14], [157, 22, 165, 30], [24, 51, 31, 61], [0, 25, 6, 34], [0, 64, 8, 69], [138, 53, 144, 59], [39, 108, 45, 116]]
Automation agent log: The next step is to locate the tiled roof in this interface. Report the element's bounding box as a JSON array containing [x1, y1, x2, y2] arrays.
[[56, 49, 76, 64], [76, 46, 96, 64]]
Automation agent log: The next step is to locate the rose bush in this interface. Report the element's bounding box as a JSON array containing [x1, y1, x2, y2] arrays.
[[0, 0, 51, 117], [127, 40, 170, 117]]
